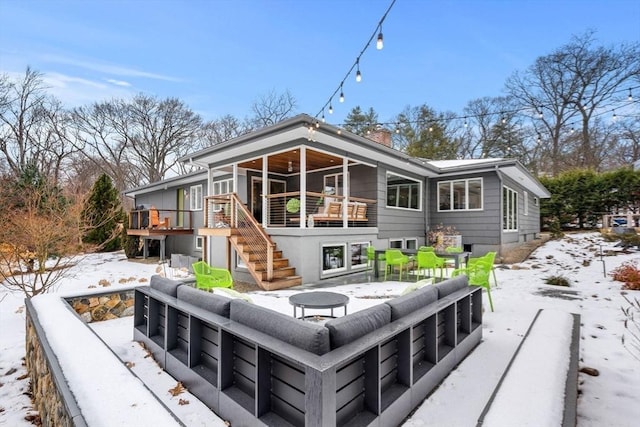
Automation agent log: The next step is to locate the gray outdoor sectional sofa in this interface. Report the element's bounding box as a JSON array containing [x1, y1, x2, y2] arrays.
[[134, 275, 483, 427]]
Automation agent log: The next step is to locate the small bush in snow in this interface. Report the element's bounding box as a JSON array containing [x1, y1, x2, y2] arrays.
[[611, 262, 640, 291], [544, 275, 571, 287]]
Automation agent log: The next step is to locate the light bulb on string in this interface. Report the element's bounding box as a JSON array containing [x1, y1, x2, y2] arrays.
[[629, 89, 633, 101], [537, 133, 542, 143], [538, 106, 544, 118], [463, 117, 468, 128], [329, 102, 333, 114], [395, 121, 400, 134], [376, 26, 384, 50], [339, 84, 345, 103], [321, 111, 325, 123], [612, 110, 617, 122], [355, 59, 362, 82], [501, 113, 506, 124]]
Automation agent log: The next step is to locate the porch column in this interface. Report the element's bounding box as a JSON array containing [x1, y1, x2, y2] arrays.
[[343, 157, 349, 228], [300, 147, 307, 229], [262, 154, 268, 228]]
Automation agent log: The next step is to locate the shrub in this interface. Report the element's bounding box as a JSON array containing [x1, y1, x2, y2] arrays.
[[544, 275, 571, 287], [611, 262, 640, 290]]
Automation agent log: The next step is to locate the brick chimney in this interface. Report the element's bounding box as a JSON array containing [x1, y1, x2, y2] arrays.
[[367, 128, 392, 147]]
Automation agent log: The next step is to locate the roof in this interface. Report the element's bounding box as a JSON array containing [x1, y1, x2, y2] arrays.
[[123, 169, 208, 197]]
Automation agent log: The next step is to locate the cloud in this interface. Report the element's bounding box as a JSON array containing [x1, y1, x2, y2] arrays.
[[41, 72, 132, 107], [106, 79, 131, 87], [41, 53, 182, 82]]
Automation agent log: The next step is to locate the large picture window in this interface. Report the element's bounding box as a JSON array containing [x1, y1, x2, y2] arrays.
[[321, 244, 346, 273], [438, 178, 483, 211], [503, 186, 518, 231], [386, 172, 421, 210], [350, 242, 369, 270]]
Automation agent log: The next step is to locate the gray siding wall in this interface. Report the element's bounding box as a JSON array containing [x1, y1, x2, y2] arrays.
[[134, 178, 208, 259], [429, 172, 501, 253], [500, 174, 541, 246], [376, 167, 427, 244]]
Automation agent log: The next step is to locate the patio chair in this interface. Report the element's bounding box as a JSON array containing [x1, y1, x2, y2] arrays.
[[192, 261, 233, 291], [443, 245, 463, 272], [384, 249, 409, 281], [418, 246, 435, 252], [149, 206, 170, 229], [468, 251, 498, 287], [415, 251, 445, 280], [452, 259, 494, 311]]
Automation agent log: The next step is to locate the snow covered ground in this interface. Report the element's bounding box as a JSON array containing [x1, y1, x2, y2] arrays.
[[1, 232, 639, 426]]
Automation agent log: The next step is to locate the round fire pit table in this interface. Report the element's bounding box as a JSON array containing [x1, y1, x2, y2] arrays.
[[288, 291, 349, 321]]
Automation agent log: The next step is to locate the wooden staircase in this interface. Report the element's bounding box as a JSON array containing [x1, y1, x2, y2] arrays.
[[229, 234, 302, 290], [206, 193, 301, 291]]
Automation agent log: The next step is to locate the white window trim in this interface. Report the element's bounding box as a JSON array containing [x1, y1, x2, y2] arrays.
[[405, 238, 418, 250], [533, 197, 539, 207], [190, 185, 203, 211], [321, 243, 348, 274], [212, 178, 234, 195], [503, 185, 518, 232], [524, 191, 529, 216], [350, 241, 370, 270], [437, 178, 484, 212], [195, 236, 204, 250], [386, 172, 423, 211], [389, 238, 403, 249]]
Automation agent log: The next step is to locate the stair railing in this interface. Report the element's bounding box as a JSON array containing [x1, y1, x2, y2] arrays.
[[205, 193, 275, 281]]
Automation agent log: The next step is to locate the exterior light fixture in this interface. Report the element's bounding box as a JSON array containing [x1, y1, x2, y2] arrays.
[[355, 59, 362, 82], [376, 28, 384, 50]]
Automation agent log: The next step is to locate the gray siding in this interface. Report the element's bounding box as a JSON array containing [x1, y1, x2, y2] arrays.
[[500, 174, 541, 245], [376, 167, 427, 243], [429, 172, 501, 251]]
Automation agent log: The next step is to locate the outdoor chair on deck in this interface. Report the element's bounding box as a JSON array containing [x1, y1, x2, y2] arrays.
[[452, 259, 494, 311], [418, 246, 435, 252], [149, 206, 170, 229], [367, 246, 385, 277], [443, 246, 463, 274], [415, 251, 445, 280], [384, 249, 409, 281], [192, 261, 233, 291]]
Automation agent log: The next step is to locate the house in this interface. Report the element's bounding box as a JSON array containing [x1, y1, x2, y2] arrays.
[[124, 114, 550, 289]]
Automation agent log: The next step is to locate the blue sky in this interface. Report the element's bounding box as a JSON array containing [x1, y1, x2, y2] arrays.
[[1, 0, 638, 125]]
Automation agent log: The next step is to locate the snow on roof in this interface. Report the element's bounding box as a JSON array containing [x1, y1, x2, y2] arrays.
[[428, 158, 505, 169]]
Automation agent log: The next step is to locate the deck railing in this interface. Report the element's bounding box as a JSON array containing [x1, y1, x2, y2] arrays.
[[265, 191, 376, 228], [204, 193, 275, 281], [128, 208, 194, 230]]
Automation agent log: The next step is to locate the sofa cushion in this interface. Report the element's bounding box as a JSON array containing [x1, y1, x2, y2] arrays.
[[325, 304, 391, 349], [435, 275, 469, 298], [229, 300, 330, 355], [177, 285, 232, 317], [386, 284, 438, 321], [149, 275, 183, 297]]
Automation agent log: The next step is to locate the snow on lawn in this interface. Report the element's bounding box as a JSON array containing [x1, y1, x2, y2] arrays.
[[1, 233, 639, 426]]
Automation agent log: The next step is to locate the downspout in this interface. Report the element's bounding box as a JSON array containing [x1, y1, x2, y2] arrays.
[[495, 165, 504, 258]]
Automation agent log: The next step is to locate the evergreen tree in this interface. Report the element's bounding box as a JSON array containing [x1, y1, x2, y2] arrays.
[[82, 173, 125, 252], [344, 106, 379, 136]]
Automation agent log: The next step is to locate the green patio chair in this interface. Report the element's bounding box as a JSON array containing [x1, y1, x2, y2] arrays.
[[452, 259, 494, 311], [415, 251, 445, 280], [384, 249, 409, 281], [468, 251, 498, 287], [192, 261, 233, 291], [418, 246, 435, 252], [443, 246, 464, 272]]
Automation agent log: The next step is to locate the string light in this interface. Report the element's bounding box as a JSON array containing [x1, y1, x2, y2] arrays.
[[321, 111, 325, 123], [329, 102, 333, 114], [629, 88, 633, 101], [314, 0, 397, 118]]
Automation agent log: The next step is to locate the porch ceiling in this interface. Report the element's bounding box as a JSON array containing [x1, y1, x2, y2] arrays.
[[237, 149, 358, 175]]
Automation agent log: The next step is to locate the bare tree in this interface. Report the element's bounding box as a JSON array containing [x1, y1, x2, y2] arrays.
[[249, 89, 297, 127], [0, 173, 82, 298], [72, 94, 202, 189], [0, 67, 79, 184], [506, 31, 640, 175]]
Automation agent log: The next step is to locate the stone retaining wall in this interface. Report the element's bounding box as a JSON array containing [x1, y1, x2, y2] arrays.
[[25, 289, 137, 426]]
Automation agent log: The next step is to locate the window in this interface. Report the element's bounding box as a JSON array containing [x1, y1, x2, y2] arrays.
[[438, 178, 483, 211], [190, 185, 203, 211], [389, 239, 403, 249], [195, 236, 203, 250], [212, 178, 234, 195], [405, 238, 418, 250], [524, 191, 529, 216], [350, 242, 369, 269], [323, 173, 346, 196], [321, 244, 346, 274], [386, 172, 421, 210], [503, 186, 518, 231], [533, 197, 539, 207]]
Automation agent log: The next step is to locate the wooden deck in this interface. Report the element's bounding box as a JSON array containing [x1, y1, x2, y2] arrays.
[[126, 228, 194, 237]]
